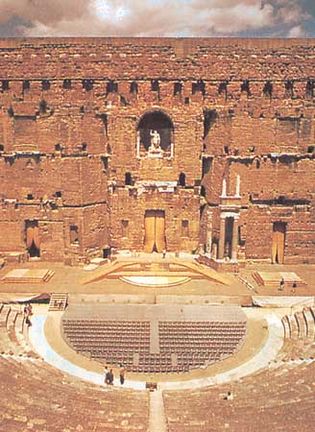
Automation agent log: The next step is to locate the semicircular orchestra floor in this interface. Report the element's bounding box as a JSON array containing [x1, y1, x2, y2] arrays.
[[62, 304, 247, 374]]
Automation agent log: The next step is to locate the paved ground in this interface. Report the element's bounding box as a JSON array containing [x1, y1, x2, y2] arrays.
[[30, 305, 284, 390], [241, 262, 315, 296], [0, 254, 314, 300], [43, 304, 269, 383]]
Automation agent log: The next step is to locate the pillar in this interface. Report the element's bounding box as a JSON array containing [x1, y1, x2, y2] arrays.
[[218, 215, 226, 259], [231, 216, 239, 261], [235, 175, 241, 197], [136, 131, 140, 158], [221, 179, 227, 197], [170, 142, 174, 158], [206, 208, 212, 255]]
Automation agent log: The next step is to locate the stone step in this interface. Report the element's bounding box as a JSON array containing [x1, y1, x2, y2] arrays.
[[49, 293, 68, 312]]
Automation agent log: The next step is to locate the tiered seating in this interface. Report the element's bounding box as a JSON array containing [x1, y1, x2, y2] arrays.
[[164, 362, 315, 432], [163, 321, 314, 431], [63, 319, 246, 374], [0, 303, 11, 326], [0, 357, 149, 432], [280, 307, 315, 361], [63, 319, 151, 370], [0, 303, 29, 356], [304, 307, 315, 339], [1, 303, 46, 361], [0, 306, 149, 432], [159, 321, 246, 372], [282, 307, 315, 340]]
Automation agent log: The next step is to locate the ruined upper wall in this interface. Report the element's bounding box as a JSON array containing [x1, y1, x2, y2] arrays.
[[0, 38, 314, 80]]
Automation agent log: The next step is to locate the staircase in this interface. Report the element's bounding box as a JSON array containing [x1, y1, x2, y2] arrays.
[[48, 293, 68, 312]]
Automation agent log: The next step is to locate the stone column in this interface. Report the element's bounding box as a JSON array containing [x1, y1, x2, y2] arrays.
[[231, 216, 239, 261], [206, 208, 212, 255], [221, 179, 227, 197], [170, 142, 174, 158], [136, 131, 140, 158], [235, 175, 241, 197], [218, 214, 226, 259]]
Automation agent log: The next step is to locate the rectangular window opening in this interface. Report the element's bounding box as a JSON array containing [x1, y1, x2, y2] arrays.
[[181, 220, 189, 237], [70, 225, 79, 245]]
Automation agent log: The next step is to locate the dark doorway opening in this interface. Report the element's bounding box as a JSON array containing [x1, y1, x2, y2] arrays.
[[178, 172, 186, 187], [125, 172, 133, 186], [25, 220, 40, 258], [224, 217, 234, 259], [103, 247, 111, 259]]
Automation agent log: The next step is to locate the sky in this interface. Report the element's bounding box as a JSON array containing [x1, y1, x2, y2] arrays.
[[0, 0, 314, 38]]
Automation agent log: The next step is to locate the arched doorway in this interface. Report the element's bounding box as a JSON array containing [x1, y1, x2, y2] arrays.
[[144, 210, 166, 253]]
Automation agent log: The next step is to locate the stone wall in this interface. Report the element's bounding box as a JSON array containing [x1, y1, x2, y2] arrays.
[[0, 38, 314, 263]]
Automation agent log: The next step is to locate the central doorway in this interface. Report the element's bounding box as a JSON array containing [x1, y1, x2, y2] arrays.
[[144, 210, 166, 252], [271, 222, 286, 264]]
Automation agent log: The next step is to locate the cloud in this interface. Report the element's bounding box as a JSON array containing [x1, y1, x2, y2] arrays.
[[0, 0, 313, 37], [287, 25, 306, 37], [188, 2, 275, 35], [0, 0, 89, 25]]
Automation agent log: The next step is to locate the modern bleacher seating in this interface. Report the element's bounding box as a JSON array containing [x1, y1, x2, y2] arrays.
[[62, 318, 247, 374]]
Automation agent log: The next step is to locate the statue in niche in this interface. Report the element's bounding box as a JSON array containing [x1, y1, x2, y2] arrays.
[[148, 129, 163, 158], [150, 129, 161, 149]]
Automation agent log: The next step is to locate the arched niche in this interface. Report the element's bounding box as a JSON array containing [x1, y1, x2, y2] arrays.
[[136, 110, 174, 158]]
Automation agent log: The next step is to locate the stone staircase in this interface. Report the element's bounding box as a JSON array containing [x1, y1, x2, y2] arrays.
[[48, 293, 68, 311]]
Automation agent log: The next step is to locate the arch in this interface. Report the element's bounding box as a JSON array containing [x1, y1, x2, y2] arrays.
[[136, 109, 174, 131], [137, 109, 174, 154]]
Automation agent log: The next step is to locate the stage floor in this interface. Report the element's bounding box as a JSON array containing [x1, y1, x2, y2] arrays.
[[64, 302, 246, 322], [0, 255, 314, 300]]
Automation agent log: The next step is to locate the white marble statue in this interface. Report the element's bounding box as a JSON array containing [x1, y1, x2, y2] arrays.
[[149, 129, 161, 150]]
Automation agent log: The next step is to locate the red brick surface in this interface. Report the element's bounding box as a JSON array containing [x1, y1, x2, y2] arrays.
[[0, 38, 314, 263]]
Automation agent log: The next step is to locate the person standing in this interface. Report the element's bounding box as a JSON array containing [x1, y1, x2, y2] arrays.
[[107, 369, 114, 385], [24, 304, 32, 327], [119, 365, 125, 385], [104, 365, 109, 384], [279, 277, 285, 291]]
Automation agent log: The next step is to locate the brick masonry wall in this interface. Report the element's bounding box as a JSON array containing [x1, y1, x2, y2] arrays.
[[0, 38, 314, 263]]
